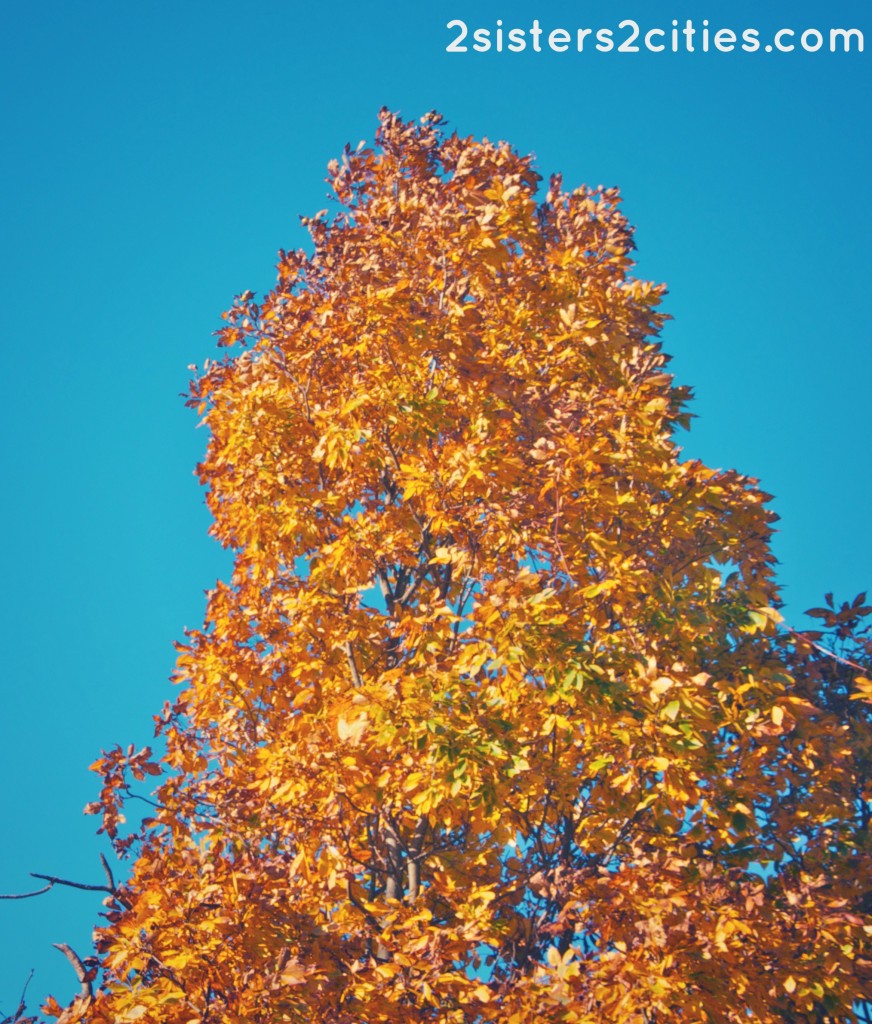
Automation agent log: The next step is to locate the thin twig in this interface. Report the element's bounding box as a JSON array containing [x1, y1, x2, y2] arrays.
[[0, 883, 53, 900], [30, 874, 110, 894], [99, 852, 116, 892], [1, 967, 34, 1023], [2, 858, 131, 908], [783, 625, 866, 672]]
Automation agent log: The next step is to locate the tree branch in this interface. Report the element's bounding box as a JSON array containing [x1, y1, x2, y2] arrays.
[[53, 943, 93, 1000], [1, 858, 131, 910], [407, 817, 429, 902], [0, 883, 53, 901], [99, 852, 116, 893], [0, 968, 33, 1024], [783, 625, 867, 672], [345, 640, 364, 687], [30, 873, 111, 894]]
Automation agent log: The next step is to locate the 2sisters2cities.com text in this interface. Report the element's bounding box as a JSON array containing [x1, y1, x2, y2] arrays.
[[445, 18, 865, 55]]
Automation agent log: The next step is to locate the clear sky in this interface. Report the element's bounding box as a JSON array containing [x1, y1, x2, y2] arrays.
[[0, 0, 869, 1008]]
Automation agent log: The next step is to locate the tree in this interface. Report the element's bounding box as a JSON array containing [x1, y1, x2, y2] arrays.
[[21, 110, 872, 1022]]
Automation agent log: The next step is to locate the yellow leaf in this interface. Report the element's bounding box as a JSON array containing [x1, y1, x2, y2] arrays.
[[651, 677, 674, 697], [337, 713, 368, 744], [850, 676, 872, 702]]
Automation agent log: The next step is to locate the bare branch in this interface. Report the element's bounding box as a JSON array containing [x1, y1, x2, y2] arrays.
[[0, 968, 34, 1024], [52, 943, 93, 1000], [783, 625, 867, 672], [30, 873, 110, 895], [0, 883, 53, 901], [2, 856, 132, 912], [99, 852, 116, 892], [97, 852, 132, 909]]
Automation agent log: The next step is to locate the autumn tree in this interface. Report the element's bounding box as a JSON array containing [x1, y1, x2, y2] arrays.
[[18, 110, 872, 1023]]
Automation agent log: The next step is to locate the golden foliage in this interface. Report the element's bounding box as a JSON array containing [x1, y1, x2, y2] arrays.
[[57, 111, 870, 1023]]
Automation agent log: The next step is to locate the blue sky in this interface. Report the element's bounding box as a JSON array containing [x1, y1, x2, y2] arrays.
[[1, 0, 869, 1008]]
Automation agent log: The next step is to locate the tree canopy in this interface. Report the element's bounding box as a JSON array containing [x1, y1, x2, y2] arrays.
[[21, 110, 871, 1023]]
